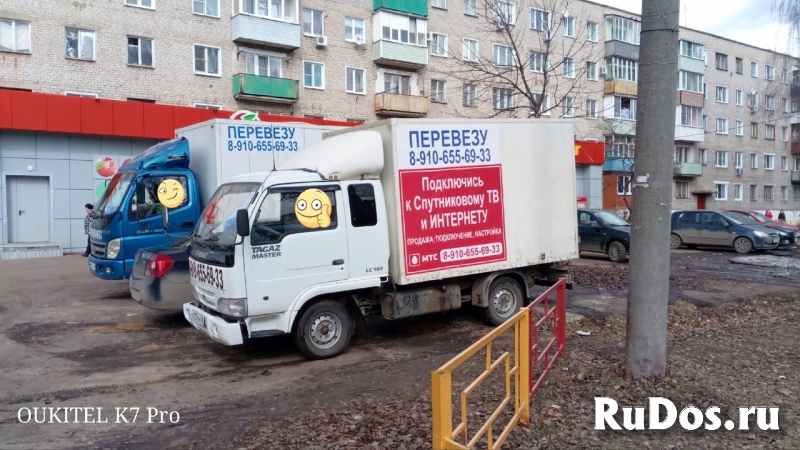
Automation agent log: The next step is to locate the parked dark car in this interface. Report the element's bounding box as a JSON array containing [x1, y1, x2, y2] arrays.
[[724, 209, 800, 236], [577, 209, 631, 262], [129, 237, 192, 311], [725, 211, 796, 248], [670, 210, 779, 253]]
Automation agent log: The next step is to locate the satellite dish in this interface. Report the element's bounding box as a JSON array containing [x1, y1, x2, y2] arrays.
[[563, 9, 570, 18], [750, 88, 756, 95], [355, 35, 364, 46]]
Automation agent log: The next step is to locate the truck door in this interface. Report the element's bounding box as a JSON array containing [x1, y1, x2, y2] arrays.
[[245, 184, 349, 317]]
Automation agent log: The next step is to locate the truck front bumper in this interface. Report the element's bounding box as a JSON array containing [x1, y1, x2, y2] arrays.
[[88, 256, 129, 280], [183, 302, 244, 346]]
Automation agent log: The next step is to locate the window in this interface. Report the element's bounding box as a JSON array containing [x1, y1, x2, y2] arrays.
[[750, 61, 758, 77], [703, 82, 707, 99], [128, 176, 189, 222], [735, 89, 743, 106], [734, 184, 743, 201], [614, 96, 636, 120], [781, 186, 789, 201], [680, 105, 702, 127], [348, 184, 378, 227], [530, 51, 547, 72], [303, 61, 324, 89], [606, 16, 640, 44], [432, 0, 446, 9], [679, 40, 703, 59], [781, 156, 788, 170], [734, 152, 743, 169], [586, 61, 598, 80], [562, 57, 575, 78], [765, 124, 775, 140], [379, 11, 427, 46], [703, 115, 707, 131], [676, 181, 689, 199], [675, 146, 688, 163], [384, 73, 410, 95], [250, 189, 338, 246], [617, 176, 631, 195], [715, 117, 728, 134], [715, 151, 728, 167], [493, 1, 516, 26], [303, 8, 324, 36], [462, 38, 478, 61], [678, 71, 703, 92], [605, 135, 635, 158], [764, 185, 774, 201], [431, 79, 446, 103], [193, 44, 220, 76], [430, 33, 447, 56], [715, 85, 728, 103], [126, 37, 153, 67], [125, 0, 153, 9], [493, 87, 513, 109], [0, 19, 31, 53], [345, 17, 365, 43], [586, 99, 598, 118], [735, 120, 743, 136], [531, 93, 550, 115], [765, 95, 775, 110], [749, 92, 758, 110], [242, 0, 297, 22], [765, 64, 775, 80], [699, 149, 707, 165], [750, 152, 758, 168], [606, 57, 637, 81], [464, 0, 477, 16], [345, 67, 365, 94], [750, 185, 758, 201], [65, 28, 95, 60], [193, 0, 219, 16], [563, 16, 575, 37], [463, 84, 476, 106], [751, 122, 758, 138], [735, 57, 743, 74], [587, 21, 598, 42], [782, 69, 789, 83], [493, 44, 514, 67], [794, 100, 800, 113], [782, 98, 789, 113], [562, 97, 575, 117], [714, 182, 728, 201], [530, 8, 551, 31], [765, 153, 775, 170], [715, 53, 727, 70]]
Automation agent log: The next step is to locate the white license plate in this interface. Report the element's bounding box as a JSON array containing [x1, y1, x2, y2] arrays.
[[190, 309, 206, 329], [89, 262, 96, 271], [189, 259, 225, 290]]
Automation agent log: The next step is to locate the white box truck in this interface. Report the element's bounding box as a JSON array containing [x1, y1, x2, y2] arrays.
[[180, 118, 578, 359]]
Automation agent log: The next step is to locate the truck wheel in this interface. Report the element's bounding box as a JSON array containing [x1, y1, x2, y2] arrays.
[[733, 237, 753, 254], [484, 277, 524, 326], [607, 241, 627, 263], [670, 234, 683, 250], [293, 300, 352, 360]]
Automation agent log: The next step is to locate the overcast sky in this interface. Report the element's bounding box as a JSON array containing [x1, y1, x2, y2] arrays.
[[591, 0, 796, 56]]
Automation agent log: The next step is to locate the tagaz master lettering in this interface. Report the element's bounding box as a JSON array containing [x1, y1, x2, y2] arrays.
[[252, 245, 281, 259]]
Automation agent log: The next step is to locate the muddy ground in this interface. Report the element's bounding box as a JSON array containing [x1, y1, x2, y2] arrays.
[[0, 247, 798, 449]]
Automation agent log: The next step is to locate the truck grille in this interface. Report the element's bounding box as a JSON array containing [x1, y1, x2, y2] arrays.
[[90, 241, 106, 258]]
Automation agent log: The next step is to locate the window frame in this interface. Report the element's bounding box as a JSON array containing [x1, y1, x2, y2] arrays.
[[680, 105, 702, 128], [530, 8, 551, 32], [193, 43, 221, 77], [678, 70, 703, 93], [464, 0, 477, 16], [679, 40, 704, 59], [751, 122, 758, 138], [750, 60, 758, 77], [250, 189, 340, 246], [493, 1, 517, 26], [65, 27, 96, 61], [303, 60, 325, 90], [765, 64, 775, 81], [765, 124, 775, 140], [562, 96, 575, 117], [245, 52, 282, 78], [734, 152, 743, 169], [492, 87, 513, 110], [431, 0, 447, 9], [764, 185, 774, 201], [531, 93, 551, 115], [735, 89, 743, 106], [587, 21, 598, 42], [617, 175, 632, 195], [676, 181, 689, 199], [125, 0, 155, 10], [193, 0, 220, 17], [430, 32, 447, 57], [715, 52, 727, 70], [462, 38, 479, 62], [344, 66, 365, 95], [715, 150, 728, 168], [714, 181, 728, 201], [750, 185, 758, 201], [0, 19, 31, 53], [562, 57, 575, 78], [735, 57, 743, 74], [750, 152, 759, 169], [764, 153, 775, 170], [606, 56, 637, 82], [733, 183, 743, 201], [735, 120, 743, 136], [715, 85, 728, 103], [492, 43, 515, 67], [586, 61, 598, 81], [586, 99, 598, 119], [530, 51, 548, 73], [302, 8, 324, 37], [765, 95, 775, 111], [562, 16, 575, 37], [463, 84, 476, 106], [431, 79, 446, 103], [126, 36, 154, 67], [347, 184, 378, 228], [715, 117, 728, 135], [344, 17, 365, 43]]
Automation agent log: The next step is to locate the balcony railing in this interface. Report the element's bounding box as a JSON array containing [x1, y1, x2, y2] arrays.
[[792, 170, 800, 184], [232, 74, 298, 104], [231, 13, 301, 49], [603, 157, 634, 172], [375, 92, 429, 117], [373, 0, 427, 16], [373, 39, 428, 69], [673, 162, 702, 177], [792, 140, 800, 154]]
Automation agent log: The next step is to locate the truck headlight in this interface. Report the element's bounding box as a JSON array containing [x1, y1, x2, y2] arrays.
[[753, 231, 768, 238], [107, 238, 121, 259], [218, 298, 247, 317]]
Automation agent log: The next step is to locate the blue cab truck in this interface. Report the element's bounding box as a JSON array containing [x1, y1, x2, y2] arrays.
[[88, 119, 343, 280]]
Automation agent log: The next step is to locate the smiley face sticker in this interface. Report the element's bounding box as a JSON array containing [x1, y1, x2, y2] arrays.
[[157, 179, 186, 209], [295, 189, 332, 228]]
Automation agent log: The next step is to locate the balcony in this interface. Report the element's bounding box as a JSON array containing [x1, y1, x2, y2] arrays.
[[603, 157, 634, 173], [604, 80, 637, 96], [373, 40, 428, 69], [792, 170, 800, 184], [675, 125, 704, 142], [678, 56, 705, 74], [375, 92, 429, 117], [673, 162, 702, 177], [232, 74, 298, 104], [791, 113, 800, 124], [605, 41, 639, 60], [373, 0, 427, 16], [792, 140, 800, 154], [602, 119, 636, 136], [231, 14, 300, 50], [676, 90, 704, 107]]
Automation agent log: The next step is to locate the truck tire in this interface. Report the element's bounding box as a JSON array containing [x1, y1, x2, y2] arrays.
[[733, 237, 753, 254], [484, 277, 524, 326], [293, 300, 352, 360], [607, 241, 627, 263]]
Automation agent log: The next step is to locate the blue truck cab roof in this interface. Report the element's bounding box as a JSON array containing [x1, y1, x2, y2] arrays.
[[120, 137, 190, 172]]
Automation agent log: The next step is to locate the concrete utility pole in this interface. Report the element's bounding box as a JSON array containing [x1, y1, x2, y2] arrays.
[[626, 0, 680, 377]]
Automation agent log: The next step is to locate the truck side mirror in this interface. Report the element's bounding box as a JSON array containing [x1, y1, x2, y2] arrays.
[[236, 209, 250, 237], [162, 208, 169, 230]]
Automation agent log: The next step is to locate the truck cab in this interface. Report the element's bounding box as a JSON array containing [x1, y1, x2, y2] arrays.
[[88, 138, 202, 279]]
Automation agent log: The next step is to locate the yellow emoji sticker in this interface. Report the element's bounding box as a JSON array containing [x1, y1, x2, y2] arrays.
[[157, 179, 186, 209], [295, 189, 332, 228]]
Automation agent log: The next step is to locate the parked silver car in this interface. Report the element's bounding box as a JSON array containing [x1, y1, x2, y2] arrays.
[[670, 210, 780, 253]]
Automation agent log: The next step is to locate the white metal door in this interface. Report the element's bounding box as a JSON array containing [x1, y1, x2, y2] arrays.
[[7, 176, 50, 243]]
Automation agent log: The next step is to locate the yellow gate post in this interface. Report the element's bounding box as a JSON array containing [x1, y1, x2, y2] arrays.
[[431, 369, 454, 450], [518, 308, 530, 424]]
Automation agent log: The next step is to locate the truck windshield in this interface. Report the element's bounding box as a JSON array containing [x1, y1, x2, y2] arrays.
[[95, 173, 135, 216], [195, 183, 261, 246], [595, 211, 629, 227]]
